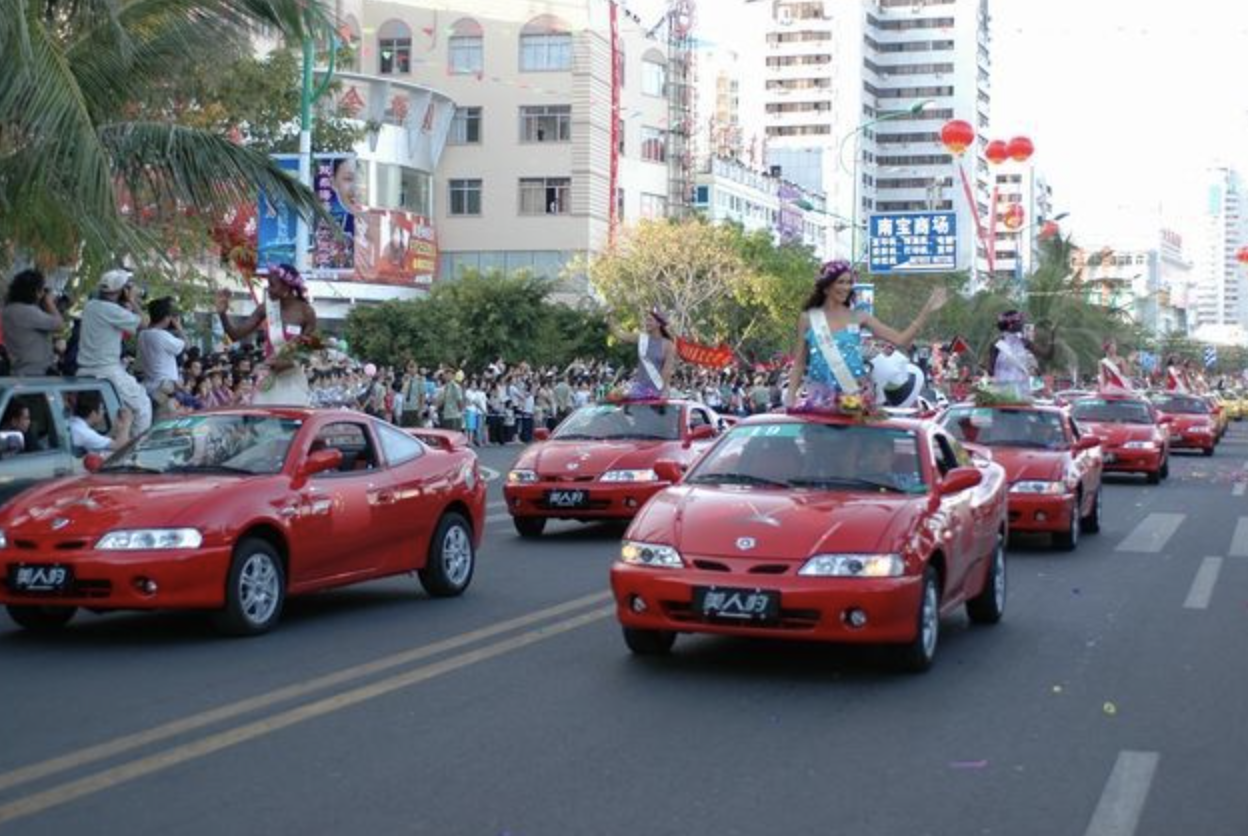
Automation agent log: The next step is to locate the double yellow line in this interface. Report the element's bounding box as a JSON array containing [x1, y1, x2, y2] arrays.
[[0, 591, 614, 826]]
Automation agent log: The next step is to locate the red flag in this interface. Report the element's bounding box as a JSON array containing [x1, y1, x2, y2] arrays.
[[676, 338, 734, 369], [948, 336, 971, 355]]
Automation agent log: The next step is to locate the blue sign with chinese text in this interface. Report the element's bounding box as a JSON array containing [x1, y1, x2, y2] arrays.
[[867, 211, 958, 275]]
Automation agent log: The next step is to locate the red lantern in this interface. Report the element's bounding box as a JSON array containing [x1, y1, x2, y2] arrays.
[[940, 120, 975, 156], [985, 140, 1010, 166], [1039, 220, 1060, 240], [1237, 246, 1248, 265], [1007, 136, 1035, 162], [1003, 204, 1025, 231]]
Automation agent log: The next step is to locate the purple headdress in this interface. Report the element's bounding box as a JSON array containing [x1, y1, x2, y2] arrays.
[[269, 263, 308, 299], [817, 260, 856, 286]]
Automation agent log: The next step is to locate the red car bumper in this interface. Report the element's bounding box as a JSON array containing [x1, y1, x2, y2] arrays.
[[2, 547, 233, 611], [1171, 431, 1214, 451], [1102, 447, 1163, 474], [504, 481, 669, 520], [610, 562, 924, 644], [1007, 493, 1074, 533]]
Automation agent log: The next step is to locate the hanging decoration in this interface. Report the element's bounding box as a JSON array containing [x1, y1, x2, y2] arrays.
[[940, 120, 975, 155], [1003, 204, 1026, 231], [1007, 136, 1035, 162], [985, 139, 1010, 165]]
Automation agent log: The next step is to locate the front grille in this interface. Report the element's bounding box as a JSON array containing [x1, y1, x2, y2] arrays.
[[692, 559, 730, 572], [748, 564, 789, 575], [54, 541, 89, 551], [541, 475, 598, 483]]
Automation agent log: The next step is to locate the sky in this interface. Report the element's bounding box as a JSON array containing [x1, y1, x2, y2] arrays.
[[633, 0, 1248, 252]]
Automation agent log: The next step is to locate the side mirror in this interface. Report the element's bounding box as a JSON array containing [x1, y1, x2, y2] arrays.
[[0, 430, 23, 456], [301, 448, 343, 479], [83, 453, 105, 473], [938, 466, 983, 496], [1076, 435, 1101, 451], [533, 427, 551, 442], [688, 424, 717, 442], [653, 459, 684, 484]]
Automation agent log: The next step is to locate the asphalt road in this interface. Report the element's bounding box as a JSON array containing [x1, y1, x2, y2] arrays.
[[2, 428, 1247, 835]]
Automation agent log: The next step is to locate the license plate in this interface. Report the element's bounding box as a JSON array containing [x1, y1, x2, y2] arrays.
[[545, 489, 589, 510], [6, 563, 74, 594], [692, 586, 780, 622]]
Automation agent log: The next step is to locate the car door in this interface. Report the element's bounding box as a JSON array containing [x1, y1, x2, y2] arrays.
[[285, 420, 385, 587], [1065, 414, 1099, 514], [930, 431, 979, 602], [373, 421, 443, 573], [680, 406, 719, 465]]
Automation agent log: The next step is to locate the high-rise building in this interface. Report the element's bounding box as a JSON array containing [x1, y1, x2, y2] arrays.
[[1193, 166, 1247, 330], [990, 164, 1053, 282], [760, 0, 991, 278]]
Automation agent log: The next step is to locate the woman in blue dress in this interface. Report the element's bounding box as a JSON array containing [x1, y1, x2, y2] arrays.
[[785, 261, 946, 410]]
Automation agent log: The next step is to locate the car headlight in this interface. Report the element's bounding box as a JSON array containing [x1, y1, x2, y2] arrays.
[[507, 469, 538, 484], [1009, 480, 1067, 495], [0, 529, 7, 549], [1123, 441, 1156, 450], [620, 541, 683, 568], [601, 469, 659, 483], [96, 529, 204, 551], [798, 554, 904, 578]]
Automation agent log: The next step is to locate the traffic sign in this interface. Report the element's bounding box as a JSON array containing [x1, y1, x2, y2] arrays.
[[868, 211, 958, 275]]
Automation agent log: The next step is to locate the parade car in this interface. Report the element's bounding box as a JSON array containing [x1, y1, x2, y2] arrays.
[[609, 412, 1009, 672], [1069, 395, 1171, 484], [941, 402, 1103, 551], [0, 409, 486, 636], [1150, 393, 1217, 456], [504, 399, 725, 537]]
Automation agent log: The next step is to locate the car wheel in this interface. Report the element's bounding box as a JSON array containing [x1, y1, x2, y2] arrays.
[[419, 512, 475, 597], [212, 538, 285, 637], [1053, 493, 1080, 552], [1081, 487, 1102, 534], [894, 566, 940, 673], [513, 516, 547, 539], [1203, 446, 1215, 457], [6, 604, 77, 632], [966, 536, 1006, 625], [622, 626, 676, 656], [1159, 457, 1170, 480]]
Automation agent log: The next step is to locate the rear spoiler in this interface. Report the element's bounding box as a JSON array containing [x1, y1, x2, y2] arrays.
[[408, 428, 470, 452]]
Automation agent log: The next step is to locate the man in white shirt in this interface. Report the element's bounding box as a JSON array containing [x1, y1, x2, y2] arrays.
[[77, 269, 150, 434], [138, 297, 186, 396], [68, 391, 133, 453]]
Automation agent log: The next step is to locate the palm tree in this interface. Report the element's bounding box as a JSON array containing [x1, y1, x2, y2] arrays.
[[0, 0, 333, 271]]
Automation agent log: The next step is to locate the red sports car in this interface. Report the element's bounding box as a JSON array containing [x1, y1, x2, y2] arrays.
[[0, 409, 486, 636], [1150, 393, 1217, 456], [504, 399, 724, 537], [941, 403, 1103, 551], [610, 412, 1009, 672], [1069, 395, 1170, 483]]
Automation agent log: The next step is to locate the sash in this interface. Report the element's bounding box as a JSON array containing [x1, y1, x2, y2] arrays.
[[808, 310, 860, 395], [637, 335, 664, 390], [265, 295, 286, 357], [994, 336, 1033, 380], [1099, 358, 1133, 394]]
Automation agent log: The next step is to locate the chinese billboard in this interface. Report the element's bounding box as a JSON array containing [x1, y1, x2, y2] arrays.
[[867, 211, 958, 275], [355, 209, 436, 288], [256, 156, 300, 268]]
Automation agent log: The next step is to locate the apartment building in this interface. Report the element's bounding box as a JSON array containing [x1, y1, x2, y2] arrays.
[[1193, 166, 1247, 329], [692, 157, 831, 258], [989, 164, 1052, 283]]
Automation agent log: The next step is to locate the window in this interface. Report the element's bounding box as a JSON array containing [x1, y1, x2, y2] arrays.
[[617, 45, 626, 87], [377, 423, 424, 466], [617, 119, 626, 155], [642, 51, 666, 96], [519, 177, 570, 215], [312, 423, 379, 474], [640, 193, 668, 219], [641, 127, 666, 163], [520, 105, 571, 142], [377, 20, 411, 75], [448, 18, 484, 75], [616, 187, 625, 221], [449, 179, 482, 216], [520, 16, 573, 71], [449, 107, 482, 144], [1, 393, 60, 455]]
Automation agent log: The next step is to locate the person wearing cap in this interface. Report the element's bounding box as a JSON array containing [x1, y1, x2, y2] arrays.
[[138, 297, 186, 398], [215, 264, 317, 406], [608, 309, 677, 399], [77, 268, 151, 434]]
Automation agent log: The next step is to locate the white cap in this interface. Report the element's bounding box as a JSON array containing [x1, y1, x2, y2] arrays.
[[99, 269, 132, 293]]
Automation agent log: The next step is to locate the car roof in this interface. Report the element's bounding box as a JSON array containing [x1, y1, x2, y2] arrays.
[[734, 411, 931, 434], [946, 401, 1066, 415]]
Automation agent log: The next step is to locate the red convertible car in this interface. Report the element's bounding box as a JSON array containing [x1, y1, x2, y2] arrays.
[[609, 412, 1009, 672], [942, 403, 1103, 551], [1150, 393, 1217, 456], [1068, 395, 1170, 483], [504, 399, 724, 537], [0, 409, 486, 636]]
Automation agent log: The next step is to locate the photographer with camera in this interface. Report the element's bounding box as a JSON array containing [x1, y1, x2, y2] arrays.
[[138, 297, 185, 397], [2, 269, 65, 376], [77, 269, 151, 434]]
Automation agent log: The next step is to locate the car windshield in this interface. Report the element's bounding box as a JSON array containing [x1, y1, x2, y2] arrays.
[[102, 414, 302, 475], [552, 403, 681, 441], [943, 407, 1067, 449], [1152, 395, 1210, 415], [685, 422, 927, 494], [1071, 399, 1153, 424]]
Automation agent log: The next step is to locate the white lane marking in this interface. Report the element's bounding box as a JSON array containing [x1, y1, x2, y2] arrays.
[[1083, 751, 1160, 836], [1234, 483, 1246, 497], [1183, 557, 1223, 610], [480, 467, 500, 482], [1230, 518, 1248, 557], [1115, 513, 1185, 553], [486, 513, 512, 526]]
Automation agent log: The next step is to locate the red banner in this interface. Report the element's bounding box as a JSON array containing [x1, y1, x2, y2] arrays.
[[677, 338, 735, 369]]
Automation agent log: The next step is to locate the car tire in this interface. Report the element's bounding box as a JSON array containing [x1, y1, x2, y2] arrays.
[[1203, 446, 1214, 457], [513, 516, 547, 539], [212, 538, 286, 637], [966, 536, 1006, 625], [894, 566, 940, 673], [1081, 487, 1102, 534], [419, 512, 475, 597], [6, 604, 77, 632], [1053, 493, 1080, 552], [622, 626, 676, 656]]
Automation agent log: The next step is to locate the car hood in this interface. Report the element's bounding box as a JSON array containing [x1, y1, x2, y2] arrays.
[[519, 440, 679, 478], [626, 486, 927, 560], [1080, 421, 1157, 446], [0, 474, 266, 537], [987, 447, 1067, 483]]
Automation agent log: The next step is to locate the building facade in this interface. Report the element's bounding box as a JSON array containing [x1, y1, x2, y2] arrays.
[[1070, 230, 1193, 337], [692, 156, 831, 258], [989, 164, 1053, 284], [1192, 166, 1247, 330]]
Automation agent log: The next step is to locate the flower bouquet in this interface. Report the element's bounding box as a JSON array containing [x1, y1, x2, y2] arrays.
[[971, 382, 1033, 407], [257, 334, 326, 393], [790, 383, 883, 421]]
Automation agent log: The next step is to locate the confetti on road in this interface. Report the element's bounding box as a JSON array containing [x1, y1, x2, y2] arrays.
[[1103, 701, 1118, 716], [949, 760, 989, 769], [1052, 685, 1063, 694]]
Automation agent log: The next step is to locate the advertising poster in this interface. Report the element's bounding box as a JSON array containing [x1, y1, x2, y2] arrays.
[[853, 283, 875, 317], [256, 156, 300, 269], [868, 211, 958, 275], [355, 209, 437, 288], [311, 154, 363, 274]]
